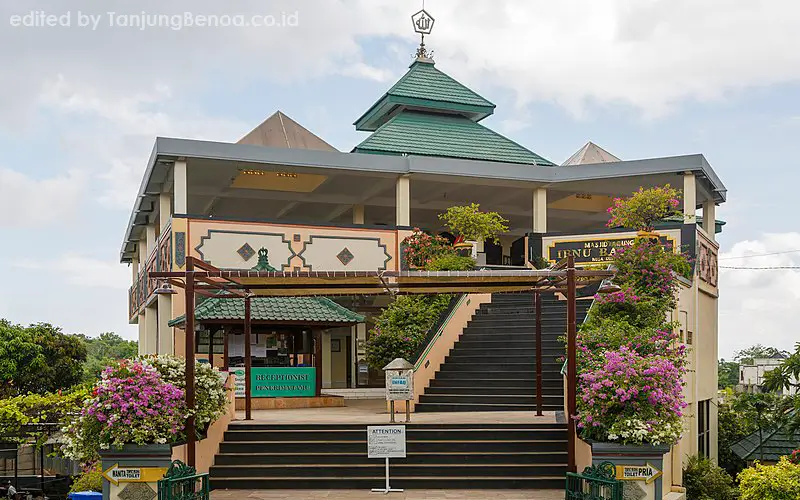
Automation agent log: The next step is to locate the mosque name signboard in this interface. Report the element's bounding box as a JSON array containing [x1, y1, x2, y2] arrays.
[[547, 235, 675, 264]]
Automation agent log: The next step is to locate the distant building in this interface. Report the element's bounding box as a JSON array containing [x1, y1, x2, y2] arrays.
[[739, 354, 799, 395]]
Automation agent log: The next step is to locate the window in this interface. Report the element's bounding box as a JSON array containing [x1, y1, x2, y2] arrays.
[[197, 329, 224, 354], [698, 399, 711, 457]]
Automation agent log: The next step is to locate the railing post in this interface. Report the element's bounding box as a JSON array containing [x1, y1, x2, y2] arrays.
[[566, 254, 577, 473], [245, 294, 253, 421], [184, 259, 196, 468], [534, 290, 543, 416]]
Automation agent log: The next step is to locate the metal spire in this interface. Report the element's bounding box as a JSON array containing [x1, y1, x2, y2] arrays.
[[411, 5, 435, 60]]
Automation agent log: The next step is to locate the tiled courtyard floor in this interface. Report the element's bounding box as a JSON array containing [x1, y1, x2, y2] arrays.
[[234, 399, 560, 425], [212, 490, 564, 499]]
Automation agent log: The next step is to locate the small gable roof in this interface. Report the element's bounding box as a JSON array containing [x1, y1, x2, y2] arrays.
[[562, 142, 621, 166]]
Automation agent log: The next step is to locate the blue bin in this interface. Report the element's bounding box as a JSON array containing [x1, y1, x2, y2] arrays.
[[68, 492, 103, 500]]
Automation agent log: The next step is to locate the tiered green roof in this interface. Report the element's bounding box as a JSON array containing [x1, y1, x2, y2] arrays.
[[353, 57, 554, 166], [168, 296, 364, 327], [355, 111, 553, 165]]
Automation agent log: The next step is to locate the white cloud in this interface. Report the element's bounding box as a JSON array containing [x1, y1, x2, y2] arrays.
[[718, 232, 800, 358], [0, 167, 87, 227], [14, 254, 131, 290]]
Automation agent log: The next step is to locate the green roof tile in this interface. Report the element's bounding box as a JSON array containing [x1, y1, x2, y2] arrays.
[[353, 111, 555, 166], [168, 296, 364, 327], [354, 59, 495, 131], [731, 411, 800, 462], [388, 60, 494, 108]]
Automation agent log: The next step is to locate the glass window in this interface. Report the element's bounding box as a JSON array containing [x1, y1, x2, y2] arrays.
[[698, 399, 711, 457], [197, 329, 224, 354]]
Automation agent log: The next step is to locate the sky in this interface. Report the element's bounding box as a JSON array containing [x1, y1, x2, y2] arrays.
[[0, 0, 798, 360]]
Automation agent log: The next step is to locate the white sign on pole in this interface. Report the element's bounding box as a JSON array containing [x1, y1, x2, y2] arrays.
[[385, 369, 414, 401], [229, 368, 245, 398], [367, 425, 406, 459]]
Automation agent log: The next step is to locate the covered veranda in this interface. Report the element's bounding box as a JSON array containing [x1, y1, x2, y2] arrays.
[[151, 255, 613, 473]]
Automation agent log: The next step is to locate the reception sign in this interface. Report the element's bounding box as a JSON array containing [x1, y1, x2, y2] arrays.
[[251, 367, 316, 397], [226, 367, 316, 397]]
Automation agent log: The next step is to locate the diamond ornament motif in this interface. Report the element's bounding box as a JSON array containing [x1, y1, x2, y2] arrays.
[[337, 247, 354, 266], [118, 482, 157, 500], [237, 242, 256, 261]]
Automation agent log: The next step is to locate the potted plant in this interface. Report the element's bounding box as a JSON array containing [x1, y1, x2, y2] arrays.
[[438, 203, 509, 257], [606, 185, 683, 239]]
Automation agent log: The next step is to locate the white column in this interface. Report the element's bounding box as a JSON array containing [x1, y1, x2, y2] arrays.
[[322, 331, 332, 389], [138, 315, 147, 355], [353, 204, 365, 225], [683, 173, 697, 222], [174, 159, 188, 214], [144, 306, 158, 355], [159, 192, 172, 229], [702, 200, 716, 240], [396, 176, 410, 227], [145, 224, 156, 260], [532, 187, 547, 233], [157, 294, 173, 355], [131, 256, 139, 281]]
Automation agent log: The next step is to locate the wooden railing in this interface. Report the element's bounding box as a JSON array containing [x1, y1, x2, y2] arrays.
[[129, 222, 172, 320]]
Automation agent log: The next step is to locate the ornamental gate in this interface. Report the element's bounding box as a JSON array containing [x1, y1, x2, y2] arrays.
[[157, 460, 209, 500], [565, 462, 623, 500]]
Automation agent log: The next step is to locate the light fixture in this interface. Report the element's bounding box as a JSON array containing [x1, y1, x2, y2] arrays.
[[597, 280, 622, 294], [154, 281, 178, 295]]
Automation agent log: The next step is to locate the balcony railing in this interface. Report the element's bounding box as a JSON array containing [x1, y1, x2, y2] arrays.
[[129, 222, 172, 320]]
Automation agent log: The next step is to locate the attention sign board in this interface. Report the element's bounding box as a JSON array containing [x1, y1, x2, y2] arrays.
[[367, 425, 406, 459]]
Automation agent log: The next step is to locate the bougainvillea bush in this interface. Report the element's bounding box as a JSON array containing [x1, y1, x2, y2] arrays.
[[62, 360, 188, 462], [574, 185, 691, 446], [606, 185, 682, 231], [401, 229, 452, 268], [138, 355, 227, 432]]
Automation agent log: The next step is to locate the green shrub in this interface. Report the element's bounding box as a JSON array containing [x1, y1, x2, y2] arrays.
[[365, 295, 452, 370], [738, 457, 800, 500], [427, 254, 475, 271], [438, 203, 508, 243], [70, 464, 102, 493], [683, 455, 738, 500]]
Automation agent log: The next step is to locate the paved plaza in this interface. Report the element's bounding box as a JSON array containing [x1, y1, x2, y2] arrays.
[[212, 490, 564, 499]]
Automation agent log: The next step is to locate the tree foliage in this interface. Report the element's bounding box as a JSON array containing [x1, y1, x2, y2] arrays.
[[718, 359, 741, 389], [682, 455, 738, 500], [76, 332, 139, 382], [438, 203, 509, 243], [738, 457, 800, 500], [763, 342, 800, 394], [734, 344, 789, 365], [0, 319, 87, 396]]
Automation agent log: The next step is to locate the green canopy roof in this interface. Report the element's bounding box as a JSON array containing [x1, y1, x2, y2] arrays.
[[355, 58, 495, 131], [354, 111, 555, 165], [731, 413, 800, 462], [168, 296, 364, 327]]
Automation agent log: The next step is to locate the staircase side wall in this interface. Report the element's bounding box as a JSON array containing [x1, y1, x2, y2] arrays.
[[409, 293, 491, 412], [172, 375, 236, 474]]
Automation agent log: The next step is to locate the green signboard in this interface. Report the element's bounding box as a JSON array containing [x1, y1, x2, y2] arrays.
[[251, 367, 316, 397]]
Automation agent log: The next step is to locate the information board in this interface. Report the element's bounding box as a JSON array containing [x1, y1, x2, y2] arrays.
[[226, 367, 315, 398], [385, 369, 414, 401], [367, 425, 406, 459]]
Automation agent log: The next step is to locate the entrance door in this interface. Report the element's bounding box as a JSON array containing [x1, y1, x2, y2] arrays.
[[345, 335, 353, 388]]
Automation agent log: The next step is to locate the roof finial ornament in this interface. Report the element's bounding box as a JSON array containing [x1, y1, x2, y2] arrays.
[[411, 3, 435, 61]]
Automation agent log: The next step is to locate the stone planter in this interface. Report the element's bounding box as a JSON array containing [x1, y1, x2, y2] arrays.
[[453, 242, 473, 257], [99, 443, 173, 500], [590, 442, 670, 500]]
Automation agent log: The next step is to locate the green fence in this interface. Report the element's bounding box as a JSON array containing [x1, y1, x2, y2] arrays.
[[157, 460, 209, 500], [566, 461, 623, 500]]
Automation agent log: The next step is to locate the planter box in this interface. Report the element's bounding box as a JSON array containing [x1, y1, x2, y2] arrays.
[[590, 442, 670, 500], [99, 444, 173, 500]]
